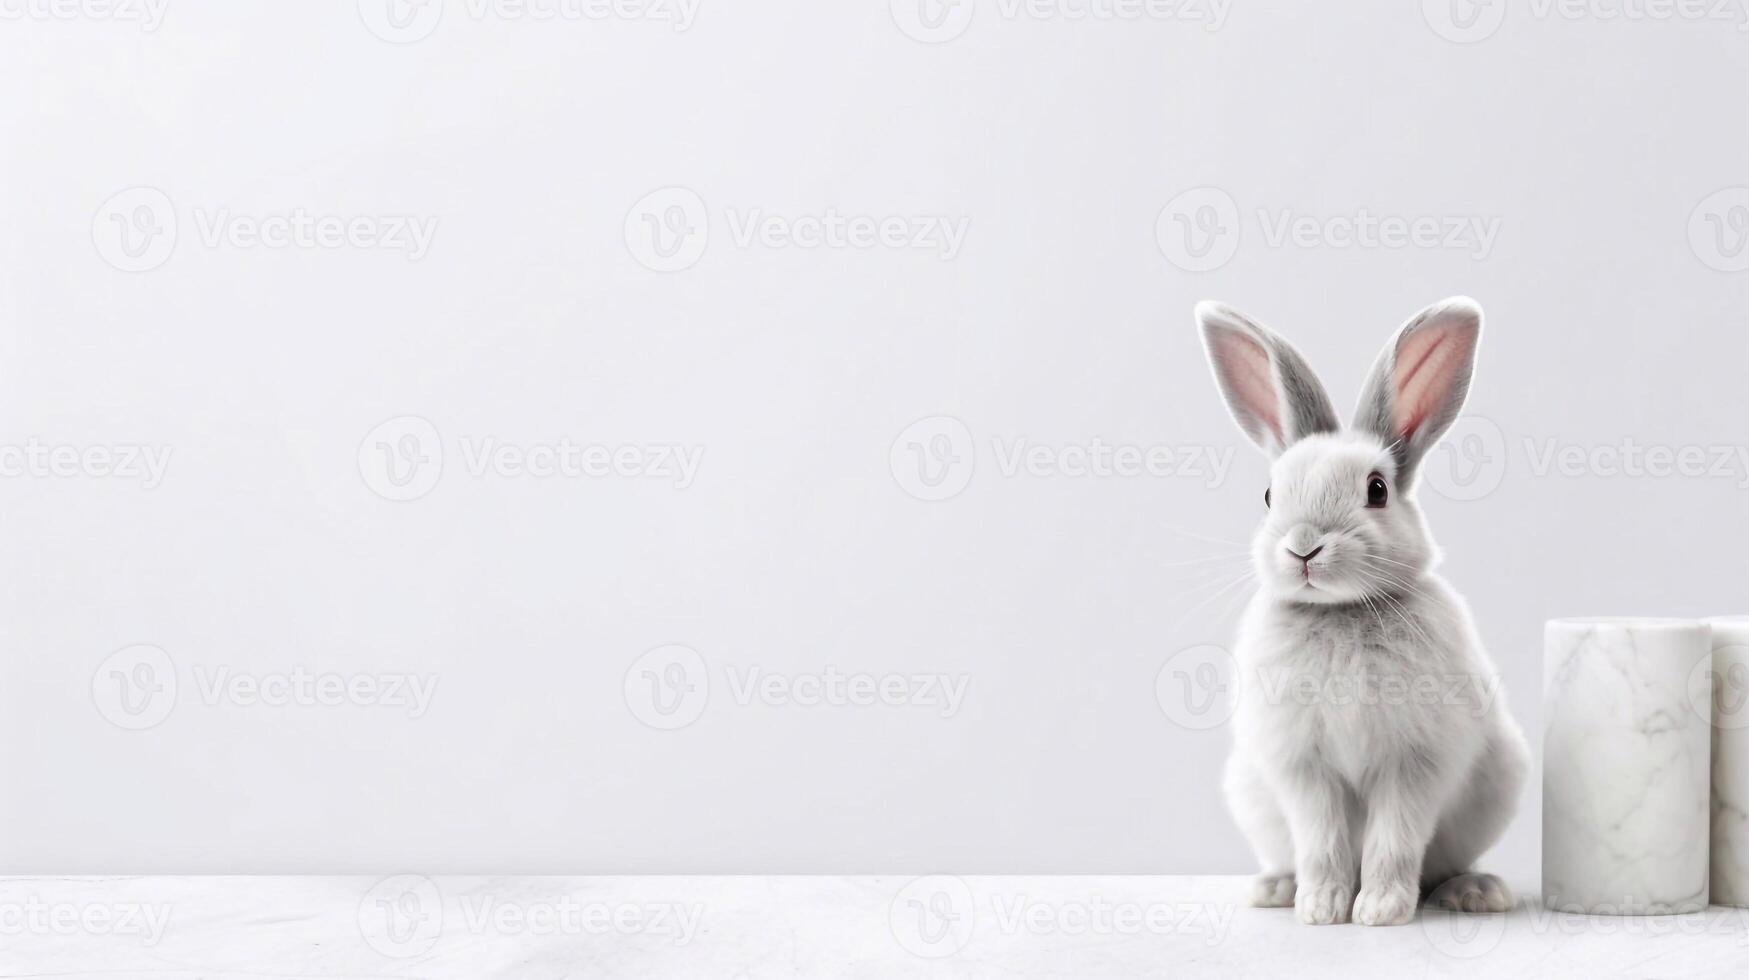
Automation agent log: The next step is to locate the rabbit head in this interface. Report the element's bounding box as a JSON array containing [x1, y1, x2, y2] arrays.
[[1196, 298, 1483, 606]]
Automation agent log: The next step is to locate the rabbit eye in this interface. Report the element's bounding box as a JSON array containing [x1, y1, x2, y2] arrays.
[[1264, 487, 1271, 509], [1366, 474, 1388, 508]]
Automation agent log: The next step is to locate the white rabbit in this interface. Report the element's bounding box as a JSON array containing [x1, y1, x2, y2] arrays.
[[1196, 297, 1529, 926]]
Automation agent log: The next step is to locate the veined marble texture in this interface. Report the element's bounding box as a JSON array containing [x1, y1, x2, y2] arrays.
[[12, 874, 1749, 979], [1544, 618, 1711, 914], [1710, 617, 1749, 908]]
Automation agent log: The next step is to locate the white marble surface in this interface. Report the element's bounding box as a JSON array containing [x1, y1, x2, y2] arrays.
[[1712, 617, 1749, 908], [1544, 618, 1712, 914], [4, 875, 1749, 979]]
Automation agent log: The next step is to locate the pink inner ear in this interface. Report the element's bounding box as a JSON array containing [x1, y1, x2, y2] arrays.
[[1209, 329, 1282, 446], [1392, 322, 1475, 441]]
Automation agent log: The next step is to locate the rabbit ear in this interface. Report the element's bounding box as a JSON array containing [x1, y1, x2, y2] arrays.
[[1196, 302, 1339, 457], [1353, 297, 1483, 484]]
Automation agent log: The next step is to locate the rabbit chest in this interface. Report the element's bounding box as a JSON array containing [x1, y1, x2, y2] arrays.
[[1239, 604, 1463, 785]]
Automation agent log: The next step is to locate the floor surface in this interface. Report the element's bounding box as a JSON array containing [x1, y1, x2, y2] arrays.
[[2, 874, 1746, 978]]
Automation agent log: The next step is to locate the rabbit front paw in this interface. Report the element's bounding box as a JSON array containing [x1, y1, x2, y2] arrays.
[[1353, 881, 1417, 926], [1294, 880, 1352, 924], [1249, 872, 1295, 907]]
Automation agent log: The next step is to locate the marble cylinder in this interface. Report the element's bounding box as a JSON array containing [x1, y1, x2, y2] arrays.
[[1543, 618, 1711, 914], [1709, 617, 1749, 907]]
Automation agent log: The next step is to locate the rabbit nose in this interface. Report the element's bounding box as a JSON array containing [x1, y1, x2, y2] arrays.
[[1286, 545, 1324, 563]]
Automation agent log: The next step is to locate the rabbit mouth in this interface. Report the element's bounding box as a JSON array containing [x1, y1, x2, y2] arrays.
[[1294, 560, 1330, 590], [1281, 565, 1367, 604], [1284, 568, 1324, 595], [1283, 580, 1348, 607]]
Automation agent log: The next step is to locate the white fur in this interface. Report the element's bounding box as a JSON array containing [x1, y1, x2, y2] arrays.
[[1199, 299, 1529, 926]]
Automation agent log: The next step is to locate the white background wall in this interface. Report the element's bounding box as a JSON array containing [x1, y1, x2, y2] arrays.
[[2, 0, 1746, 874]]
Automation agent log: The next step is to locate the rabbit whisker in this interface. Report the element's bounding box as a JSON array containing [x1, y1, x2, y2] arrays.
[[1169, 567, 1257, 634], [1158, 552, 1254, 569], [1157, 523, 1253, 551], [1369, 584, 1435, 650]]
